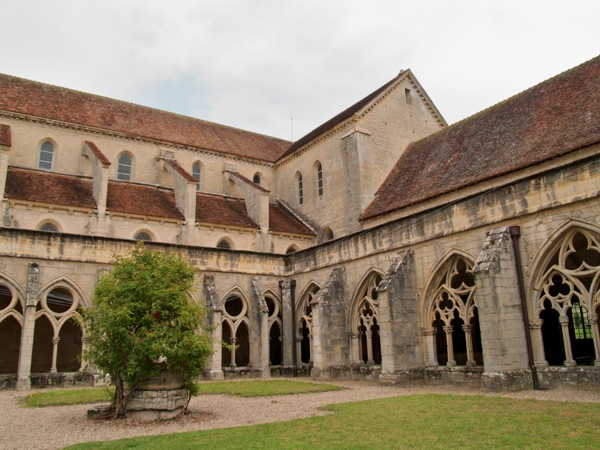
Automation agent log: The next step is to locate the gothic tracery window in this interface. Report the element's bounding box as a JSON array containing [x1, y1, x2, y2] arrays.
[[297, 285, 318, 364], [429, 257, 482, 367], [354, 273, 382, 365], [221, 294, 250, 368], [537, 230, 599, 366]]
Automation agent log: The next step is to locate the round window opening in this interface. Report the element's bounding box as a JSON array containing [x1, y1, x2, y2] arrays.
[[46, 287, 74, 314], [224, 296, 244, 317]]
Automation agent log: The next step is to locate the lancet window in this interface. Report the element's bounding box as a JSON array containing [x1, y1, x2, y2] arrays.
[[429, 257, 482, 367], [221, 294, 250, 368], [352, 273, 382, 365], [536, 230, 600, 366], [297, 285, 318, 364]]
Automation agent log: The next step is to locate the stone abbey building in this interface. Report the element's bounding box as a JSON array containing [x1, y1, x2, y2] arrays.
[[1, 55, 599, 391]]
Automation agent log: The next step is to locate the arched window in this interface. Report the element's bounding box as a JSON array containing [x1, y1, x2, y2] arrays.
[[297, 172, 304, 205], [286, 245, 298, 254], [221, 294, 250, 368], [324, 228, 334, 242], [134, 231, 152, 242], [39, 223, 59, 233], [297, 284, 319, 364], [265, 293, 283, 366], [117, 154, 132, 180], [192, 163, 201, 191], [429, 256, 482, 367], [536, 230, 599, 366], [316, 162, 323, 197], [253, 173, 261, 185], [38, 141, 54, 171], [352, 273, 382, 365], [217, 239, 232, 250], [0, 282, 23, 375]]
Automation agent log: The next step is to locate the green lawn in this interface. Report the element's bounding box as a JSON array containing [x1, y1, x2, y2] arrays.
[[195, 379, 343, 396], [66, 394, 600, 449], [25, 388, 113, 407]]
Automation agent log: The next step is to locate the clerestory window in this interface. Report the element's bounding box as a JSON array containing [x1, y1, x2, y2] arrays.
[[117, 154, 132, 180], [38, 141, 54, 171]]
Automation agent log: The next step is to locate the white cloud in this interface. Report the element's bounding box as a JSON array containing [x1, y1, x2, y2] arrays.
[[1, 0, 599, 140]]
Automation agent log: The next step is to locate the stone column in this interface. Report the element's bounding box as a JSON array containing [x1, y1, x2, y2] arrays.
[[529, 320, 548, 366], [423, 327, 439, 367], [50, 337, 60, 373], [17, 262, 40, 391], [559, 316, 577, 366], [230, 337, 237, 368], [473, 227, 530, 373], [376, 251, 419, 373], [280, 281, 295, 368], [203, 275, 224, 379], [590, 314, 600, 367], [310, 267, 346, 375], [80, 337, 90, 372], [444, 326, 456, 367], [365, 330, 374, 364], [463, 324, 475, 367], [260, 307, 270, 378]]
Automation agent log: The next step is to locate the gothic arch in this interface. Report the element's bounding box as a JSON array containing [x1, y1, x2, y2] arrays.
[[349, 269, 384, 365], [423, 251, 482, 367], [296, 282, 321, 364], [220, 287, 251, 368], [37, 276, 90, 308], [529, 221, 600, 366]]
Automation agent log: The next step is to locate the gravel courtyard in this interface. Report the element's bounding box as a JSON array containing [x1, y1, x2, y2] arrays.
[[1, 381, 600, 450]]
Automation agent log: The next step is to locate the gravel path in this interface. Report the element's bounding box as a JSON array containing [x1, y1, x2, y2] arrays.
[[2, 381, 600, 450]]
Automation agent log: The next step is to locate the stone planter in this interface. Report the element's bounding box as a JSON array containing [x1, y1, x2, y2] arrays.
[[125, 371, 188, 420]]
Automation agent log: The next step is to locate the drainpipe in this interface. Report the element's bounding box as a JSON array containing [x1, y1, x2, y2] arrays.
[[290, 280, 297, 377], [509, 226, 540, 390]]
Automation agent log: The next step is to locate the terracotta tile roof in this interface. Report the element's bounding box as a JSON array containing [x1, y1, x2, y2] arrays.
[[84, 141, 111, 165], [279, 72, 406, 159], [269, 202, 314, 236], [362, 55, 600, 220], [195, 193, 258, 229], [0, 124, 11, 147], [5, 167, 96, 209], [164, 159, 196, 182], [228, 171, 270, 193], [0, 74, 291, 162], [107, 182, 183, 219]]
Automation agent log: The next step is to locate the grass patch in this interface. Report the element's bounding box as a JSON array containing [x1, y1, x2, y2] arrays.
[[195, 379, 343, 397], [25, 388, 113, 407], [66, 394, 600, 449]]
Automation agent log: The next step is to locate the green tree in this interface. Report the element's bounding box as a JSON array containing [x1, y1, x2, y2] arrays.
[[84, 244, 212, 419]]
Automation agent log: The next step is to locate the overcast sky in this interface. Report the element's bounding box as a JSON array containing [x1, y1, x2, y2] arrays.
[[1, 1, 599, 141]]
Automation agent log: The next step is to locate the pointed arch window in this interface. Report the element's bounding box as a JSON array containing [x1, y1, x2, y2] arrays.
[[316, 162, 323, 197], [117, 154, 132, 180], [297, 172, 304, 205], [352, 273, 382, 365], [221, 295, 250, 368], [217, 239, 232, 250], [192, 163, 201, 191], [253, 173, 261, 185], [428, 257, 482, 367], [38, 141, 54, 171], [536, 230, 600, 366]]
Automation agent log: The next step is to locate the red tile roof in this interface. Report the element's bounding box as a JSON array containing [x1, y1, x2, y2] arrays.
[[164, 159, 196, 182], [195, 193, 258, 229], [279, 75, 403, 159], [362, 55, 600, 220], [0, 124, 11, 147], [269, 202, 314, 236], [5, 167, 96, 209], [107, 182, 183, 219], [84, 141, 111, 165], [228, 171, 270, 193], [0, 74, 291, 163], [4, 167, 316, 236]]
